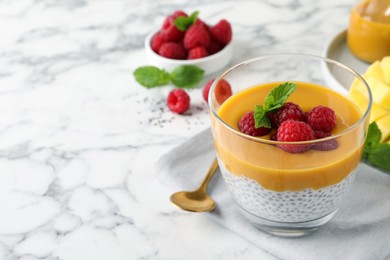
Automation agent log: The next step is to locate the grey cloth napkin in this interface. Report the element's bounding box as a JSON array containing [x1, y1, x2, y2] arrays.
[[155, 128, 390, 260]]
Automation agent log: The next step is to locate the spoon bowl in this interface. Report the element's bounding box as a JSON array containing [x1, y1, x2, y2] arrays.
[[170, 158, 218, 212], [170, 191, 216, 212]]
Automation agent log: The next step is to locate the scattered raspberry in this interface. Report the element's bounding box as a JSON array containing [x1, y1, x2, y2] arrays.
[[306, 106, 336, 132], [183, 23, 210, 49], [276, 120, 315, 153], [312, 139, 339, 151], [207, 39, 223, 55], [238, 112, 272, 136], [188, 46, 209, 59], [161, 14, 186, 42], [214, 79, 232, 104], [202, 79, 232, 104], [269, 102, 306, 127], [314, 130, 331, 139], [202, 80, 213, 102], [151, 32, 166, 53], [210, 19, 232, 45], [167, 89, 190, 114], [158, 42, 187, 59]]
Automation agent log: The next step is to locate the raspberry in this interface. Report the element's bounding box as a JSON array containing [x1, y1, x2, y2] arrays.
[[167, 89, 190, 114], [306, 106, 336, 132], [210, 19, 232, 45], [312, 139, 339, 151], [238, 112, 272, 136], [188, 46, 208, 59], [207, 39, 223, 55], [314, 130, 331, 139], [183, 23, 210, 49], [161, 13, 186, 42], [269, 102, 305, 127], [171, 10, 188, 19], [202, 80, 213, 102], [276, 120, 315, 153], [158, 42, 186, 59], [194, 18, 209, 30], [312, 130, 338, 151], [202, 79, 232, 104], [151, 32, 166, 53], [214, 79, 232, 104]]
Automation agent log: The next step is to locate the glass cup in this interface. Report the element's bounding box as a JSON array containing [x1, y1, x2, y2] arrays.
[[347, 0, 390, 63], [208, 54, 372, 237]]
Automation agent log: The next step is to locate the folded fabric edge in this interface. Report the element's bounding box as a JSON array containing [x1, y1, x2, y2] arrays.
[[154, 127, 214, 189]]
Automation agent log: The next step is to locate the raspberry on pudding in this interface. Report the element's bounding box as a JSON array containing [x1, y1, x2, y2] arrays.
[[306, 105, 337, 132], [276, 120, 315, 153], [269, 102, 306, 127], [238, 112, 272, 137]]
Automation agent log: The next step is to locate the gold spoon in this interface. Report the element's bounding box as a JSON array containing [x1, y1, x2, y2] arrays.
[[170, 158, 219, 212]]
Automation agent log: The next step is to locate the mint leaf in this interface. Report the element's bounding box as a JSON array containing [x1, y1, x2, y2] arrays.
[[133, 64, 204, 89], [133, 66, 170, 88], [362, 122, 390, 173], [254, 105, 271, 128], [174, 11, 199, 31], [265, 82, 297, 112], [366, 143, 390, 172], [365, 122, 381, 149], [170, 65, 204, 88], [263, 95, 275, 112], [254, 82, 297, 128]]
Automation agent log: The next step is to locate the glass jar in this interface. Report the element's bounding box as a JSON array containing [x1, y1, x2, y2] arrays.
[[347, 0, 390, 63]]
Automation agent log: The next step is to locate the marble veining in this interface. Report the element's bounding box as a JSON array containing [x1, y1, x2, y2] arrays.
[[0, 0, 354, 259]]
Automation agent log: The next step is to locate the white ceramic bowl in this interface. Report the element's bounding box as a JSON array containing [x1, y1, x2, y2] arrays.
[[144, 30, 233, 75]]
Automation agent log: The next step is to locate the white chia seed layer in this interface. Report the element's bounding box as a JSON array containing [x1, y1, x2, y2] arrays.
[[219, 160, 355, 222]]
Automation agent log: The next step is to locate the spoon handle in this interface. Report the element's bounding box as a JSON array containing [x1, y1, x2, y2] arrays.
[[199, 157, 219, 193]]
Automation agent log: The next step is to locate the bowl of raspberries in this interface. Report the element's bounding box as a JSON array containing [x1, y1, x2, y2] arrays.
[[145, 10, 233, 75]]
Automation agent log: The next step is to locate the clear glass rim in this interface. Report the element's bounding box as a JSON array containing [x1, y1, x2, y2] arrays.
[[208, 53, 373, 145]]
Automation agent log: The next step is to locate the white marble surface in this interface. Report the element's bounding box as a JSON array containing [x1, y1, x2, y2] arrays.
[[0, 0, 356, 259]]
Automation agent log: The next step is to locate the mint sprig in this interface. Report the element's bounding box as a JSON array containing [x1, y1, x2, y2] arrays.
[[133, 66, 170, 88], [254, 82, 297, 128], [254, 105, 271, 128], [174, 11, 199, 31], [363, 122, 390, 173], [170, 65, 204, 88], [365, 121, 381, 149], [133, 65, 204, 88]]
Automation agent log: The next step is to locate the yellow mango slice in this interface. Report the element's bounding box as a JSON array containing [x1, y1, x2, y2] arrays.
[[349, 88, 367, 106], [381, 56, 390, 84], [370, 103, 389, 122], [347, 89, 388, 122], [376, 115, 390, 142], [349, 89, 369, 114], [365, 77, 390, 109], [350, 78, 368, 95], [349, 57, 390, 144], [365, 61, 386, 83]]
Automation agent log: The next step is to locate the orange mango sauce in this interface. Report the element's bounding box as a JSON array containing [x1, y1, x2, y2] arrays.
[[347, 0, 390, 63], [212, 82, 365, 192]]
